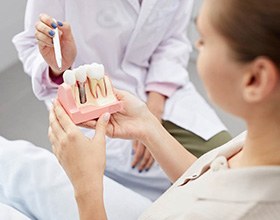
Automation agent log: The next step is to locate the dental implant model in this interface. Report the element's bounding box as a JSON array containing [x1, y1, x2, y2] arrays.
[[57, 63, 122, 124]]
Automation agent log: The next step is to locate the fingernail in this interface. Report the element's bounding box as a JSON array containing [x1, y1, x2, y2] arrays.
[[57, 21, 63, 27], [51, 22, 57, 28], [103, 112, 110, 122], [138, 170, 142, 173], [145, 169, 149, 172], [131, 149, 135, 155], [132, 166, 135, 169], [49, 30, 55, 36]]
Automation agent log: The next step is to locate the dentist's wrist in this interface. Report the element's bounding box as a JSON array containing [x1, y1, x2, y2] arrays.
[[49, 67, 64, 84], [49, 66, 72, 84]]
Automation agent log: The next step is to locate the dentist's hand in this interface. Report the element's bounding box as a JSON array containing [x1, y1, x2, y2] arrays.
[[35, 13, 77, 76], [131, 92, 166, 172], [131, 141, 154, 172], [48, 100, 110, 194]]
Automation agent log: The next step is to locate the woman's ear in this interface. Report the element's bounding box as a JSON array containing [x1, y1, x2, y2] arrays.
[[242, 57, 279, 103]]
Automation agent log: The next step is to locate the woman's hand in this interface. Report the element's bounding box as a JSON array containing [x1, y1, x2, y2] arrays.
[[35, 13, 77, 75], [81, 89, 158, 141], [48, 101, 110, 194]]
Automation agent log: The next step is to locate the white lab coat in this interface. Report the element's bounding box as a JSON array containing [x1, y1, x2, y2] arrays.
[[13, 0, 227, 200], [0, 136, 151, 220], [0, 203, 31, 220]]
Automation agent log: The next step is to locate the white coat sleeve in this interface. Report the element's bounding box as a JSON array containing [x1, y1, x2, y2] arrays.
[[12, 0, 65, 101], [145, 0, 194, 97]]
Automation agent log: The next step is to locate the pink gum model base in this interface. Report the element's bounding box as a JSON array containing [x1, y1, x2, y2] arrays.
[[57, 83, 123, 124]]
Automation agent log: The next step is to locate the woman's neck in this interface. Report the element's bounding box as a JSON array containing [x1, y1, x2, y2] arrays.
[[229, 117, 280, 168]]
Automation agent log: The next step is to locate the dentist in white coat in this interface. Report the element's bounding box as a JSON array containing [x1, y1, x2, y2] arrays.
[[13, 0, 231, 201]]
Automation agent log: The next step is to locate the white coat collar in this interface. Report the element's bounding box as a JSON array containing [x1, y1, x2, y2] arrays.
[[126, 0, 158, 16], [126, 0, 141, 13], [122, 0, 183, 68], [122, 0, 159, 59]]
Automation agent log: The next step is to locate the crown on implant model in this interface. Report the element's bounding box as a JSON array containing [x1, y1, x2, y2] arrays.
[[75, 67, 87, 104]]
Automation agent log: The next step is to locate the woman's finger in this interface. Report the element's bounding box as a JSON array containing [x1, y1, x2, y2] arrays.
[[93, 113, 110, 144], [49, 108, 66, 140], [79, 120, 97, 129], [48, 125, 60, 157], [53, 100, 77, 134]]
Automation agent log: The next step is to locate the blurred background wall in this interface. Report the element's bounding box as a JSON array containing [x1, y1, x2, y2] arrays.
[[0, 0, 27, 72], [0, 0, 246, 151]]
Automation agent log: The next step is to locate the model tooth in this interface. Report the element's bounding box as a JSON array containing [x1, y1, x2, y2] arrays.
[[87, 63, 106, 98], [97, 78, 106, 97], [63, 69, 76, 97], [75, 66, 87, 83], [82, 64, 91, 76], [87, 66, 97, 98], [63, 70, 76, 86], [91, 79, 99, 98], [91, 63, 105, 79], [93, 63, 106, 97]]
